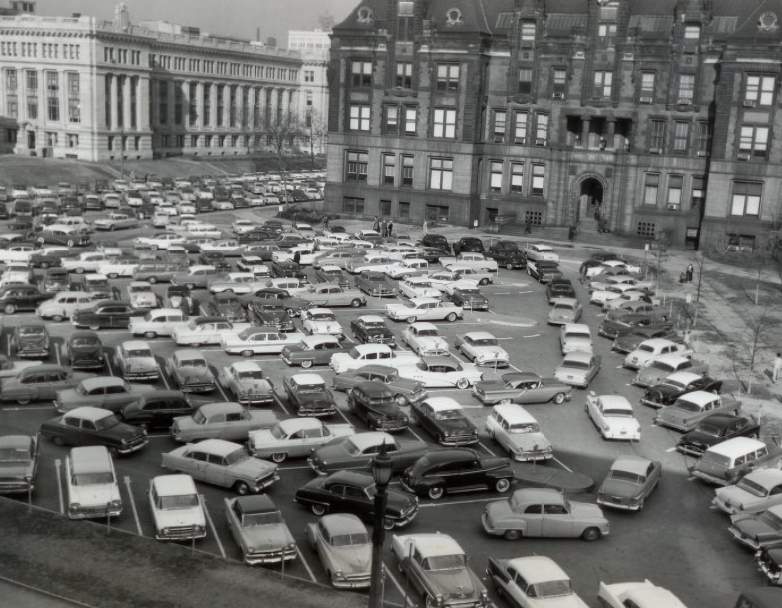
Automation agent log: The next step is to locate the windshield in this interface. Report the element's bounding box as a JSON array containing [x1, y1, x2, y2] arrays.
[[566, 332, 590, 340], [296, 382, 325, 393], [192, 410, 207, 424], [72, 472, 114, 485], [651, 362, 677, 372], [638, 344, 655, 353], [737, 477, 769, 497], [610, 469, 644, 483], [664, 380, 687, 391], [536, 580, 573, 598], [180, 358, 206, 368], [331, 532, 370, 547], [345, 439, 365, 456], [270, 425, 285, 440], [93, 415, 120, 430], [760, 511, 782, 530], [311, 313, 336, 321], [238, 370, 264, 380], [19, 327, 44, 336], [603, 408, 633, 417], [225, 448, 248, 466], [0, 447, 30, 462], [160, 493, 199, 509], [553, 303, 574, 311], [472, 337, 497, 346], [243, 510, 283, 526], [672, 399, 701, 412], [129, 285, 151, 293], [425, 555, 465, 571], [434, 409, 462, 421], [509, 423, 539, 433], [417, 329, 438, 337], [127, 349, 152, 358], [562, 360, 589, 370]]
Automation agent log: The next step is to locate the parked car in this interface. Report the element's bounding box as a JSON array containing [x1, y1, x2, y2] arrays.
[[120, 391, 194, 432], [410, 397, 478, 446], [114, 340, 160, 382], [0, 284, 50, 314], [72, 301, 141, 330], [560, 323, 593, 354], [624, 338, 692, 370], [171, 317, 249, 347], [148, 474, 206, 541], [547, 298, 583, 326], [677, 414, 760, 456], [450, 287, 489, 311], [633, 354, 708, 388], [62, 331, 105, 370], [161, 438, 279, 494], [307, 432, 429, 476], [9, 322, 50, 358], [527, 260, 562, 283], [755, 548, 782, 588], [640, 372, 723, 408], [485, 403, 552, 462], [166, 349, 216, 394], [596, 456, 662, 511], [482, 487, 610, 541], [546, 278, 577, 303], [205, 293, 249, 323], [331, 364, 427, 405], [472, 371, 572, 406], [301, 308, 344, 338], [329, 344, 420, 374], [554, 351, 601, 388], [348, 381, 409, 432], [282, 373, 337, 417], [295, 470, 418, 528], [585, 393, 641, 441], [654, 390, 741, 432], [487, 241, 526, 269], [398, 355, 483, 389], [454, 332, 510, 367], [453, 237, 485, 255], [713, 468, 782, 516], [386, 297, 463, 323], [225, 495, 296, 565], [220, 326, 305, 356], [598, 580, 686, 608], [40, 406, 148, 454], [691, 437, 782, 486], [729, 504, 782, 551], [64, 446, 122, 519], [306, 514, 371, 588], [401, 322, 449, 356], [218, 361, 276, 408], [354, 270, 394, 297], [0, 434, 39, 495], [247, 417, 355, 463], [0, 365, 89, 405], [54, 376, 151, 413], [350, 315, 397, 347]]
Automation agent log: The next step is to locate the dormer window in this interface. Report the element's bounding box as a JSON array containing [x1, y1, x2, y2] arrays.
[[520, 21, 536, 41], [598, 22, 617, 37], [684, 24, 701, 39]]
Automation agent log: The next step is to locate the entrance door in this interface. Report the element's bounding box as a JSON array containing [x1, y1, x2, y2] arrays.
[[27, 130, 35, 150], [578, 178, 604, 221]]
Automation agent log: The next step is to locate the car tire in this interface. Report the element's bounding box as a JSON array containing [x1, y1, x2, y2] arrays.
[[505, 263, 514, 271], [4, 304, 16, 314], [582, 527, 602, 541], [52, 314, 64, 322], [553, 392, 566, 405], [311, 503, 327, 516], [456, 377, 470, 390], [186, 283, 196, 291], [382, 517, 395, 531], [445, 312, 458, 322], [234, 481, 251, 495], [407, 316, 417, 324], [241, 350, 254, 358], [271, 452, 287, 464], [300, 359, 313, 369], [503, 529, 521, 541], [394, 394, 407, 406], [427, 486, 444, 500], [479, 278, 490, 286], [495, 478, 511, 493], [350, 298, 362, 308], [148, 276, 157, 284], [16, 396, 31, 405]]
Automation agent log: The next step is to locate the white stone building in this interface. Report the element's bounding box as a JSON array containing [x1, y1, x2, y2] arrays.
[[288, 29, 330, 155]]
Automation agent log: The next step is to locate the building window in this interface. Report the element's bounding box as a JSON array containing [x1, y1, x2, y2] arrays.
[[594, 71, 612, 98], [404, 107, 417, 135], [159, 82, 169, 125], [116, 76, 125, 128], [489, 161, 503, 193], [433, 108, 456, 138], [175, 82, 185, 125], [216, 84, 224, 127], [518, 68, 533, 95], [382, 153, 396, 185], [637, 222, 656, 238], [189, 82, 197, 127], [648, 119, 666, 150], [640, 72, 655, 102], [130, 76, 137, 128], [684, 24, 700, 39], [383, 105, 399, 133], [46, 71, 59, 121], [401, 154, 414, 187], [643, 173, 659, 206], [351, 61, 372, 87], [398, 201, 410, 218], [510, 162, 524, 193], [66, 72, 80, 123], [345, 150, 368, 182], [672, 121, 689, 152], [666, 175, 683, 210], [677, 74, 695, 104], [598, 22, 617, 37], [739, 126, 769, 157], [5, 68, 18, 119], [730, 181, 762, 216], [695, 121, 710, 155], [349, 104, 371, 131], [552, 68, 566, 98], [204, 134, 212, 147], [436, 64, 460, 91], [25, 70, 37, 120], [342, 197, 365, 215], [492, 110, 506, 142], [531, 163, 545, 196], [426, 205, 449, 221], [107, 135, 114, 151], [520, 21, 536, 41], [380, 199, 392, 216], [535, 114, 548, 145], [304, 70, 314, 82], [745, 75, 775, 106], [691, 176, 705, 209], [396, 62, 412, 88], [514, 111, 528, 144], [191, 135, 199, 147], [66, 133, 78, 148], [45, 131, 57, 146], [429, 157, 453, 190]]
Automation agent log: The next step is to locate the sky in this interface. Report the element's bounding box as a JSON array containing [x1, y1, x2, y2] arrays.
[[34, 0, 357, 46]]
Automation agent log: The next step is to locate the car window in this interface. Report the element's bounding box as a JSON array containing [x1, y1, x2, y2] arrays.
[[543, 504, 568, 515], [64, 417, 80, 428], [80, 419, 96, 430], [225, 413, 242, 422], [207, 454, 225, 465], [106, 385, 127, 395], [523, 504, 542, 514]]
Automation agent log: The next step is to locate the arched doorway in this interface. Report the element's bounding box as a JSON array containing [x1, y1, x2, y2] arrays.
[[578, 177, 603, 222]]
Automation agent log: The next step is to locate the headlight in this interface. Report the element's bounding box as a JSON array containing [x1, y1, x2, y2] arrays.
[[161, 527, 170, 535], [334, 569, 344, 579], [121, 438, 129, 445], [110, 499, 122, 508], [69, 502, 80, 511]]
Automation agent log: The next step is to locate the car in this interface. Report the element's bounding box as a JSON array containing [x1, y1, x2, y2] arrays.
[[0, 365, 90, 405], [297, 284, 366, 308], [713, 469, 782, 516], [454, 332, 510, 367], [401, 322, 449, 356], [306, 514, 371, 588], [692, 437, 782, 487], [132, 262, 185, 284], [9, 322, 50, 359], [220, 326, 305, 356], [162, 438, 279, 495], [295, 470, 418, 528], [391, 533, 488, 608], [232, 219, 257, 235], [677, 414, 760, 456], [40, 406, 148, 454], [282, 373, 337, 417], [300, 308, 344, 338], [171, 317, 249, 347], [62, 331, 105, 371], [39, 268, 70, 293], [114, 340, 160, 382], [386, 297, 463, 323], [546, 278, 577, 303], [148, 474, 207, 541], [756, 548, 782, 588], [200, 239, 243, 256], [279, 335, 347, 369], [352, 270, 393, 298], [330, 344, 419, 374], [729, 504, 782, 551], [0, 434, 39, 495], [171, 265, 223, 290], [128, 308, 187, 340], [37, 227, 91, 248], [452, 237, 485, 255], [225, 495, 296, 565], [560, 323, 593, 354], [472, 371, 572, 406], [245, 301, 293, 332], [554, 351, 601, 388], [654, 390, 741, 432], [207, 272, 262, 295], [241, 287, 309, 318], [486, 241, 526, 269], [527, 260, 562, 283], [419, 233, 450, 250], [205, 293, 249, 323], [426, 270, 480, 295], [397, 276, 441, 300], [482, 487, 609, 541], [585, 393, 641, 441], [270, 260, 307, 281], [640, 372, 722, 408], [633, 354, 708, 388], [0, 284, 50, 314], [349, 315, 396, 347], [54, 376, 151, 414], [485, 403, 553, 461], [64, 446, 122, 520], [624, 338, 692, 370], [450, 287, 489, 311], [348, 381, 410, 432], [29, 249, 64, 269], [308, 432, 430, 476], [68, 272, 113, 299], [126, 281, 160, 311], [547, 297, 583, 325], [410, 397, 479, 446], [598, 580, 687, 608], [158, 350, 214, 394], [313, 264, 351, 288], [596, 456, 662, 511], [331, 364, 428, 405], [72, 302, 141, 331], [217, 361, 275, 408], [487, 555, 589, 608], [525, 243, 559, 263], [248, 417, 355, 463], [398, 356, 483, 389], [133, 233, 186, 250], [93, 212, 139, 231], [120, 391, 193, 432]]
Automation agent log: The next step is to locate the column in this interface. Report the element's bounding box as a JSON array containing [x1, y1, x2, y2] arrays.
[[167, 80, 175, 127], [280, 88, 290, 121], [110, 74, 119, 130], [255, 86, 264, 129], [195, 81, 203, 129], [580, 117, 590, 149], [209, 82, 218, 128], [290, 89, 299, 118], [269, 87, 278, 125], [138, 76, 150, 131], [150, 79, 158, 128], [606, 119, 616, 149], [222, 83, 230, 128], [123, 74, 132, 130]]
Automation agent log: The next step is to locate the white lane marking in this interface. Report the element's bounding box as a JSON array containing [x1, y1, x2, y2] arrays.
[[518, 290, 537, 294], [478, 441, 497, 456], [334, 404, 353, 425], [1, 405, 55, 412], [201, 495, 227, 559], [522, 333, 541, 339], [0, 574, 100, 608], [493, 292, 511, 295], [406, 426, 427, 443], [551, 456, 574, 473], [277, 464, 315, 471], [273, 394, 290, 416], [158, 364, 170, 389], [55, 343, 62, 366], [420, 496, 500, 508], [105, 355, 115, 376], [665, 447, 678, 453], [54, 458, 64, 515], [214, 379, 231, 402], [296, 546, 317, 583], [123, 476, 144, 535], [383, 562, 408, 599]]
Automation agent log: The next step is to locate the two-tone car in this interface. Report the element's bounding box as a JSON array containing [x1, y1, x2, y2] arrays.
[[640, 372, 723, 408], [728, 504, 782, 551], [585, 393, 641, 441], [410, 397, 479, 446], [40, 406, 148, 454], [218, 361, 276, 408], [713, 468, 782, 516], [487, 556, 589, 608], [225, 495, 296, 565], [386, 297, 463, 323], [677, 414, 759, 456], [64, 446, 122, 519], [623, 338, 691, 370], [247, 417, 355, 463], [350, 315, 397, 347], [301, 308, 344, 338], [596, 456, 662, 511], [307, 432, 429, 476], [220, 326, 305, 356], [472, 372, 572, 406], [329, 344, 420, 374], [397, 356, 483, 389], [170, 401, 278, 443], [401, 322, 449, 356], [331, 364, 428, 406], [166, 349, 216, 393], [171, 317, 251, 347], [654, 391, 741, 433], [282, 373, 337, 417], [128, 308, 187, 339], [454, 332, 510, 367]]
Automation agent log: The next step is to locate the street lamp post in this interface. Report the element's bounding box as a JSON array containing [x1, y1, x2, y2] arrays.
[[368, 443, 393, 608]]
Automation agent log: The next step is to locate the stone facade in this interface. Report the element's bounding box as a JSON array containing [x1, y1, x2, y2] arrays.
[[288, 30, 330, 155], [325, 0, 782, 250]]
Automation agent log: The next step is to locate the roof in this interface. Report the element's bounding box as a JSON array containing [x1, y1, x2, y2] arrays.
[[706, 436, 766, 456], [410, 322, 439, 332], [306, 308, 335, 316], [152, 474, 197, 496], [320, 513, 367, 535], [611, 456, 653, 477], [664, 371, 702, 385], [563, 350, 594, 363], [121, 340, 152, 350], [187, 438, 244, 456], [69, 445, 113, 472], [501, 371, 540, 383], [464, 331, 496, 340], [511, 487, 565, 504], [675, 390, 720, 407], [353, 381, 394, 397], [652, 353, 695, 365], [563, 323, 590, 333], [291, 373, 326, 385], [614, 583, 685, 607], [174, 348, 207, 360], [347, 432, 395, 451], [234, 494, 277, 514], [423, 397, 463, 412], [229, 360, 263, 372], [195, 402, 244, 417], [744, 467, 782, 487], [319, 264, 341, 272], [550, 297, 579, 306], [302, 334, 340, 347], [353, 344, 393, 354], [403, 533, 464, 559], [79, 376, 126, 391], [326, 469, 373, 486], [640, 338, 678, 348], [598, 395, 633, 411], [278, 417, 324, 434], [506, 556, 568, 585], [492, 403, 537, 423], [410, 298, 441, 305]]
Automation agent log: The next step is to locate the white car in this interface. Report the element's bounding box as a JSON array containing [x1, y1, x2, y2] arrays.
[[199, 240, 242, 255], [247, 418, 355, 462], [61, 251, 118, 273], [329, 344, 420, 374], [447, 265, 496, 286], [220, 327, 305, 356], [171, 317, 250, 346], [65, 446, 122, 520], [454, 332, 510, 367], [398, 276, 442, 300], [127, 281, 159, 310], [115, 340, 160, 381], [401, 322, 450, 356], [301, 308, 343, 338], [397, 355, 483, 389], [560, 323, 593, 354], [37, 291, 103, 322], [624, 338, 691, 370], [426, 270, 480, 295], [272, 245, 317, 266], [585, 393, 641, 441], [590, 283, 643, 305], [598, 580, 686, 608], [133, 233, 186, 250], [97, 259, 139, 279], [525, 244, 559, 263], [386, 298, 463, 323], [148, 474, 207, 541], [207, 273, 262, 295], [586, 259, 642, 278], [485, 404, 552, 462], [712, 469, 782, 516], [386, 258, 429, 280], [129, 308, 187, 338], [488, 556, 588, 608], [232, 219, 256, 235]]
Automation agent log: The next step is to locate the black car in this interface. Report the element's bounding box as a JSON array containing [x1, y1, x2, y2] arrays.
[[453, 236, 484, 255], [205, 292, 248, 323], [598, 312, 670, 340], [37, 228, 91, 248], [418, 246, 452, 264], [29, 250, 63, 269], [237, 229, 278, 244], [10, 322, 50, 358], [410, 398, 479, 446], [640, 374, 722, 408], [39, 408, 148, 455], [275, 234, 308, 250], [354, 270, 395, 298], [164, 285, 199, 317], [241, 288, 308, 317], [63, 331, 105, 370], [419, 233, 450, 251], [400, 448, 515, 500], [756, 546, 782, 586], [282, 375, 338, 417], [348, 382, 409, 432], [270, 260, 306, 281], [121, 390, 194, 431], [487, 241, 526, 269], [611, 325, 679, 353], [0, 284, 50, 314], [248, 302, 295, 331], [72, 302, 141, 330], [579, 258, 606, 276], [350, 316, 396, 346], [676, 414, 760, 457], [198, 251, 231, 272], [546, 278, 576, 302], [527, 260, 562, 283], [451, 287, 489, 311], [294, 470, 418, 529]]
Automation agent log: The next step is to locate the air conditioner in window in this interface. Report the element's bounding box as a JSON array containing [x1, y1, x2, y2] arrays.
[[552, 91, 565, 99], [666, 204, 680, 211], [743, 99, 757, 108], [535, 138, 547, 146], [648, 147, 662, 154], [639, 95, 653, 104], [737, 151, 751, 160], [573, 50, 585, 59], [493, 135, 505, 143], [515, 138, 527, 145]]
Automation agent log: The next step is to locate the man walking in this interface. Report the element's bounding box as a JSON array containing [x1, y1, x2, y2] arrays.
[[774, 352, 782, 383], [372, 216, 380, 233], [386, 219, 394, 237]]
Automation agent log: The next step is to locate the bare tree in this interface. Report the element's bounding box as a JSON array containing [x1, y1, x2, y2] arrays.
[[264, 110, 305, 200], [304, 108, 327, 169], [729, 304, 775, 395]]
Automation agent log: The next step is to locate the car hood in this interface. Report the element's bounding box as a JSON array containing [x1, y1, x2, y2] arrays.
[[715, 486, 760, 511], [226, 458, 277, 479], [237, 379, 274, 393], [155, 505, 205, 529], [176, 366, 213, 383], [311, 443, 354, 463], [69, 344, 102, 356], [331, 544, 372, 573], [598, 477, 642, 499], [0, 461, 34, 478], [69, 483, 120, 508], [506, 432, 551, 452], [125, 356, 158, 371], [426, 569, 480, 602], [732, 515, 779, 540], [240, 522, 295, 552], [470, 346, 509, 360], [295, 392, 334, 406], [437, 416, 476, 434]]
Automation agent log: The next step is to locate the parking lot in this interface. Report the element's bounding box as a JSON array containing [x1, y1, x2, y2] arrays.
[[0, 206, 763, 607]]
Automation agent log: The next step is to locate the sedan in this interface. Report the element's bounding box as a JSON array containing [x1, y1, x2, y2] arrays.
[[247, 417, 355, 463], [166, 349, 217, 394], [554, 351, 601, 388], [585, 393, 641, 441], [280, 335, 347, 368], [307, 432, 429, 476], [397, 356, 483, 389], [713, 469, 782, 516], [170, 401, 278, 443], [0, 365, 90, 405], [225, 495, 296, 565], [40, 406, 148, 455], [547, 298, 583, 326], [472, 372, 572, 406], [306, 514, 371, 588], [596, 456, 661, 511], [331, 364, 427, 406], [454, 332, 510, 367], [677, 414, 760, 457], [729, 504, 782, 551], [487, 556, 589, 608], [0, 434, 39, 495], [409, 397, 478, 446]]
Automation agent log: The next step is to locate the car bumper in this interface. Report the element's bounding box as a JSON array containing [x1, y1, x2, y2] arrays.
[[238, 395, 275, 407], [690, 469, 730, 486], [68, 505, 123, 519], [0, 480, 34, 494], [711, 496, 739, 515], [124, 370, 160, 381], [244, 547, 298, 565], [297, 406, 337, 417], [676, 443, 706, 457], [756, 551, 782, 585], [438, 435, 479, 447], [596, 495, 642, 511], [116, 439, 149, 455], [155, 526, 207, 541], [512, 448, 553, 462], [331, 575, 372, 589], [481, 512, 506, 536], [729, 526, 762, 550], [15, 348, 49, 358], [180, 382, 216, 393]]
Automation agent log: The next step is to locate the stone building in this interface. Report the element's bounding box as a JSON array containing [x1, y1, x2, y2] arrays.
[[325, 0, 782, 250], [0, 3, 302, 162], [288, 29, 330, 155]]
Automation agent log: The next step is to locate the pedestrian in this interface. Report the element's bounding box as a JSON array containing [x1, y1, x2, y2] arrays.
[[379, 218, 386, 237], [293, 250, 301, 265], [774, 353, 782, 383], [525, 219, 532, 234], [323, 216, 329, 231], [372, 216, 380, 233], [568, 225, 575, 241], [686, 263, 694, 283], [422, 220, 428, 236], [387, 219, 393, 237]]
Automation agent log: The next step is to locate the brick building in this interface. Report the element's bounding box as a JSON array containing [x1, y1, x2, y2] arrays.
[[324, 0, 782, 250]]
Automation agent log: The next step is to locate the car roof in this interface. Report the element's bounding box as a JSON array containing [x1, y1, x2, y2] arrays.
[[302, 334, 340, 347], [744, 468, 782, 486], [80, 376, 126, 391], [320, 513, 367, 535], [563, 323, 590, 333], [291, 373, 326, 385], [420, 355, 459, 365], [354, 381, 393, 396], [506, 556, 568, 584], [652, 353, 694, 365], [423, 397, 463, 411], [664, 371, 702, 384], [326, 469, 373, 485], [196, 402, 244, 417], [319, 264, 341, 272], [357, 315, 385, 324], [233, 494, 277, 514], [611, 456, 653, 476], [675, 390, 719, 406], [229, 360, 263, 372], [353, 344, 392, 355], [279, 417, 324, 433], [706, 436, 766, 456], [307, 307, 334, 315], [551, 297, 579, 306], [347, 431, 395, 451], [492, 403, 537, 423], [404, 533, 463, 558], [19, 364, 66, 375], [121, 340, 152, 350], [597, 395, 633, 411], [174, 348, 206, 360], [187, 438, 243, 456], [409, 297, 440, 305], [501, 371, 541, 383], [69, 445, 113, 472], [563, 351, 594, 363], [152, 474, 197, 496], [409, 322, 438, 332], [65, 406, 114, 421], [464, 331, 495, 340], [640, 337, 677, 348], [512, 487, 564, 503], [0, 434, 33, 449]]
